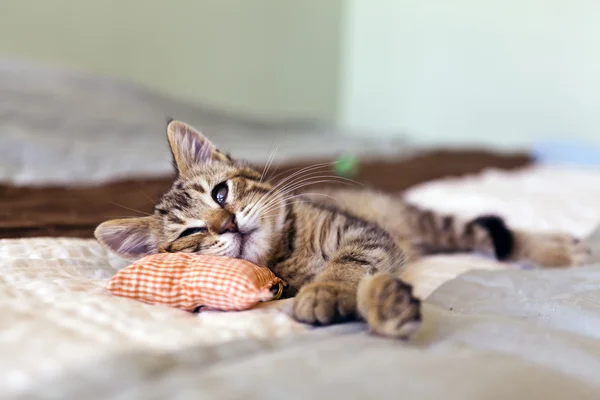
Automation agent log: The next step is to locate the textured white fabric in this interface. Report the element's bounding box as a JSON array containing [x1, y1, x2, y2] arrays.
[[31, 266, 600, 400], [404, 164, 600, 237], [0, 238, 306, 395], [2, 164, 600, 397]]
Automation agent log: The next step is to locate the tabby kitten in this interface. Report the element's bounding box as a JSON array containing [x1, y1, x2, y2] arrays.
[[95, 120, 590, 338]]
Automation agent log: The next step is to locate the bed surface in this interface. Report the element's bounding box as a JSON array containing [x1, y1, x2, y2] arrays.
[[24, 261, 600, 400], [3, 165, 600, 399]]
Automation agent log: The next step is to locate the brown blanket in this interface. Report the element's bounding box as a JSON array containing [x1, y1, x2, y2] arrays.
[[0, 150, 531, 239]]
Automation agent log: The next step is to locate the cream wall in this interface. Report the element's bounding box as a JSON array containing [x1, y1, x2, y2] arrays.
[[338, 0, 600, 148], [0, 0, 343, 122]]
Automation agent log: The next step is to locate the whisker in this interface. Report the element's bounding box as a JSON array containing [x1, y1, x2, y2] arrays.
[[104, 215, 151, 219], [266, 161, 338, 192], [248, 180, 336, 222], [255, 175, 357, 214], [257, 180, 348, 214], [267, 160, 339, 185], [277, 173, 362, 194], [137, 189, 156, 205], [265, 158, 283, 182], [247, 162, 341, 217], [260, 200, 325, 219], [107, 201, 152, 216], [245, 160, 360, 222], [270, 164, 362, 198], [246, 175, 343, 222], [259, 193, 337, 216], [262, 146, 278, 182], [250, 145, 278, 206]]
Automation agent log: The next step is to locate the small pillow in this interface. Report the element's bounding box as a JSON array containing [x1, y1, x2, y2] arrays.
[[106, 253, 284, 312]]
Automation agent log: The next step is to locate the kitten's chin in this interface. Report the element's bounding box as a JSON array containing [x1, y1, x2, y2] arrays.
[[239, 230, 270, 266]]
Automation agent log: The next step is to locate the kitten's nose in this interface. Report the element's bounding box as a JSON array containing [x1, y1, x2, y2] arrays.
[[207, 210, 238, 234], [218, 214, 238, 234]]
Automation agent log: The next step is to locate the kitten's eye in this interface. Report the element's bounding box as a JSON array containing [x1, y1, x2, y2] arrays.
[[178, 227, 207, 239], [212, 182, 228, 206]]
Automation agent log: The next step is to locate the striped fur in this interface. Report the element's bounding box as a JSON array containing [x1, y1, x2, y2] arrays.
[[95, 121, 591, 339]]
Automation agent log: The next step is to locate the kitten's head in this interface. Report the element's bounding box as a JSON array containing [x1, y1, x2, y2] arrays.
[[94, 120, 287, 265]]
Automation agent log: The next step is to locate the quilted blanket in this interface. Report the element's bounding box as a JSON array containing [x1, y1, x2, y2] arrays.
[[3, 164, 600, 399], [22, 263, 600, 400]]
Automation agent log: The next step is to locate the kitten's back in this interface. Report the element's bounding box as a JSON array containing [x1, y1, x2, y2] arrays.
[[301, 188, 421, 240]]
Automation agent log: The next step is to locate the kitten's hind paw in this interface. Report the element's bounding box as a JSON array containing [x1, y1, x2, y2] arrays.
[[358, 273, 422, 339], [513, 232, 592, 268]]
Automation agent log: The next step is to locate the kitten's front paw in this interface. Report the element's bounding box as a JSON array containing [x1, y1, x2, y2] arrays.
[[292, 282, 357, 325], [358, 273, 422, 339]]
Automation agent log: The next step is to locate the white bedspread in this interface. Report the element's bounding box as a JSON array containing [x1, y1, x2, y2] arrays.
[[0, 238, 306, 395], [3, 164, 600, 398]]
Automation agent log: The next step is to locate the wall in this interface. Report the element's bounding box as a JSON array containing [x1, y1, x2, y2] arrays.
[[2, 1, 600, 149], [0, 0, 343, 122], [338, 0, 600, 148]]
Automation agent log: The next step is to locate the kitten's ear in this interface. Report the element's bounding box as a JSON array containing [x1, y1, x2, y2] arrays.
[[166, 119, 231, 176], [94, 216, 157, 260]]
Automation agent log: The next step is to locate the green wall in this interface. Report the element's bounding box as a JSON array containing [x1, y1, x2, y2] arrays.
[[4, 1, 598, 149], [0, 0, 343, 122], [338, 0, 600, 147]]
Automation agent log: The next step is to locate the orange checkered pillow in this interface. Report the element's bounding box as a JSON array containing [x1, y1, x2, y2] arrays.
[[106, 253, 284, 312]]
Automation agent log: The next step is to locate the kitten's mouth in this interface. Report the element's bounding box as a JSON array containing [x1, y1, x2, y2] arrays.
[[240, 227, 258, 238], [240, 228, 258, 247], [236, 228, 258, 258]]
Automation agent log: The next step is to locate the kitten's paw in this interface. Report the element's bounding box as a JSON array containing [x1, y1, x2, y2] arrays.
[[292, 282, 357, 325], [358, 273, 422, 339], [516, 232, 591, 268]]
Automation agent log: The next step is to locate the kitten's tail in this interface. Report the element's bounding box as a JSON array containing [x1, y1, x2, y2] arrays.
[[406, 204, 514, 261]]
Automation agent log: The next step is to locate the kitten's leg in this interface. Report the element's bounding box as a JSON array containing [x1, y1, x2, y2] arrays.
[[292, 235, 422, 338], [291, 262, 363, 325], [408, 206, 591, 268], [292, 261, 422, 339], [357, 272, 421, 339], [504, 229, 590, 268], [469, 216, 591, 268]]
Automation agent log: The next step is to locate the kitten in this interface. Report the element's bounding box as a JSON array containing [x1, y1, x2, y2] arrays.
[[95, 120, 590, 338]]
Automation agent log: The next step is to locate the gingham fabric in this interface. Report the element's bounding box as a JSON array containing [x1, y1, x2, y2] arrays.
[[106, 253, 283, 312]]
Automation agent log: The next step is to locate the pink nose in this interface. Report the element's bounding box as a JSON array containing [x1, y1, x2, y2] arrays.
[[207, 210, 239, 235], [219, 214, 238, 234]]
